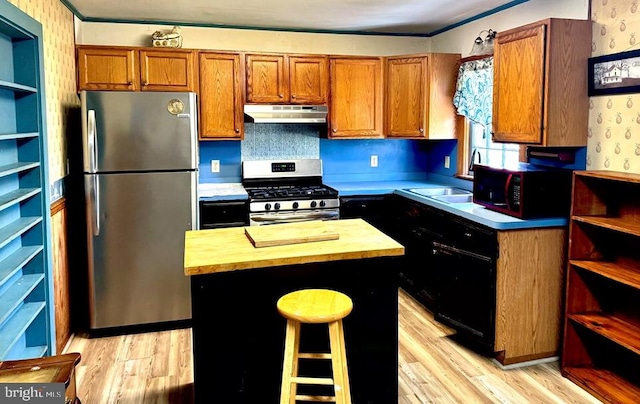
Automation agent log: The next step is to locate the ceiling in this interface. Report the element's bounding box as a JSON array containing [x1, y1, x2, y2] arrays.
[[64, 0, 526, 36]]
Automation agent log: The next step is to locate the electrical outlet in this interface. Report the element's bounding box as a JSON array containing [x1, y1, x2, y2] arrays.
[[211, 160, 220, 173], [370, 155, 378, 167], [444, 155, 451, 169]]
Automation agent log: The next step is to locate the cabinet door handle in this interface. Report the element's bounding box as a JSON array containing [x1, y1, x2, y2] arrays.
[[235, 128, 240, 133], [291, 94, 296, 98], [332, 128, 337, 133], [127, 81, 133, 85], [279, 93, 284, 98], [143, 81, 148, 86], [419, 128, 424, 133]]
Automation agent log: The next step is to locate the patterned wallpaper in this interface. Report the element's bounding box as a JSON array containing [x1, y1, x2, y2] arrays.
[[590, 0, 640, 172], [8, 0, 78, 183]]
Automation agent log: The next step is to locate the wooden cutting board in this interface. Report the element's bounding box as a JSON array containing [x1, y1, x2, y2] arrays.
[[244, 221, 339, 247]]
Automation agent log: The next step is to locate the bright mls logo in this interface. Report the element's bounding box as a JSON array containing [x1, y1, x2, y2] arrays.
[[1, 383, 65, 403]]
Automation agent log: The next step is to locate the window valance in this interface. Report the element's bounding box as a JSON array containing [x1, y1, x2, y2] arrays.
[[452, 57, 493, 127]]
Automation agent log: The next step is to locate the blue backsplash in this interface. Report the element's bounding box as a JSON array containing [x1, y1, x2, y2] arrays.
[[198, 125, 460, 183]]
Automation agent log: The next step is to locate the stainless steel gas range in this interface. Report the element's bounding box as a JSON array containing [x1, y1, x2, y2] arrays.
[[242, 159, 340, 226]]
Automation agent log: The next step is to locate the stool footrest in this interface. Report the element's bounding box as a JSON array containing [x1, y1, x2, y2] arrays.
[[298, 352, 332, 359], [291, 376, 334, 385], [295, 394, 337, 402]]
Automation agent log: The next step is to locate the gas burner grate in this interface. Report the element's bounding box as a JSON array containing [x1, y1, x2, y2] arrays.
[[246, 185, 338, 201]]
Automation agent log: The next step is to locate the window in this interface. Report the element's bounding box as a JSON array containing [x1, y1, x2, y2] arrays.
[[467, 120, 519, 174], [453, 56, 519, 177]]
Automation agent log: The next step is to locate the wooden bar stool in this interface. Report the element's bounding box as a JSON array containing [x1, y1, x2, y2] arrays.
[[277, 288, 353, 404]]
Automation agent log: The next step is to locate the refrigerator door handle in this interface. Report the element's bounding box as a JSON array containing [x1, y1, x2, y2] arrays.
[[88, 109, 98, 173], [90, 175, 100, 236]]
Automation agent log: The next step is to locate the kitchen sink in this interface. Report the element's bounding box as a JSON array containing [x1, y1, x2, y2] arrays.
[[429, 194, 474, 204], [408, 187, 472, 197]]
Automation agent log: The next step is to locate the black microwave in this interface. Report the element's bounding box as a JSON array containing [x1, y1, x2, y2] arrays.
[[472, 163, 573, 219]]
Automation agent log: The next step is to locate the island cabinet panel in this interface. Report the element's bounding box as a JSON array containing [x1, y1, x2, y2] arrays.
[[190, 258, 399, 404], [76, 45, 197, 92], [562, 170, 640, 403], [77, 46, 139, 91], [184, 219, 403, 403], [492, 18, 591, 146], [139, 49, 196, 91], [329, 57, 384, 139], [385, 53, 460, 139], [198, 52, 244, 140]]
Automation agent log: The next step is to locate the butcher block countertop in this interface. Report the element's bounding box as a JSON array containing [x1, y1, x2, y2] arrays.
[[184, 218, 405, 276]]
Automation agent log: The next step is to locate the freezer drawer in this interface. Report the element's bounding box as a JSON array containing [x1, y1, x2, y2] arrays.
[[85, 171, 196, 329], [81, 91, 198, 172]]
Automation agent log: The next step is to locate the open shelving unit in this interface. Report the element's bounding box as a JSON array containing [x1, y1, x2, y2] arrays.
[[0, 1, 54, 360], [562, 170, 640, 403]]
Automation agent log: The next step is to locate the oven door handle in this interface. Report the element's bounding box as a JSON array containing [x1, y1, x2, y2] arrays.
[[251, 211, 340, 223]]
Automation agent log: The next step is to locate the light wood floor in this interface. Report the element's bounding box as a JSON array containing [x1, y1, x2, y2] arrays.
[[65, 289, 602, 403]]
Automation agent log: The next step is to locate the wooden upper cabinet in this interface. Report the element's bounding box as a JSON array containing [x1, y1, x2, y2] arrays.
[[77, 46, 139, 91], [246, 53, 288, 103], [329, 57, 384, 138], [492, 19, 592, 146], [288, 56, 328, 104], [139, 49, 196, 92], [76, 45, 197, 92], [245, 53, 328, 104], [385, 53, 460, 139], [199, 52, 244, 140]]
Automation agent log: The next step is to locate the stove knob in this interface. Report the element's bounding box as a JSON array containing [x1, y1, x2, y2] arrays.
[[292, 202, 299, 209], [310, 201, 317, 208], [265, 203, 272, 211], [319, 200, 326, 207], [274, 203, 281, 210]]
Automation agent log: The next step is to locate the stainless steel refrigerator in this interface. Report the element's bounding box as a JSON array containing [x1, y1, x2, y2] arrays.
[[81, 91, 197, 330]]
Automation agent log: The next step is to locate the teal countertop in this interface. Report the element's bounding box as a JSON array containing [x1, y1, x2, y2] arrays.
[[327, 180, 568, 231], [198, 180, 568, 230]]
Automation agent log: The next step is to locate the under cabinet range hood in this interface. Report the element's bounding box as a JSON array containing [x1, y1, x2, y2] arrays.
[[244, 104, 328, 124]]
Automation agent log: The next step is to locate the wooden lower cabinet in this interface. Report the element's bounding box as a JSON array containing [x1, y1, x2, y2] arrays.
[[494, 227, 567, 365], [51, 198, 72, 354]]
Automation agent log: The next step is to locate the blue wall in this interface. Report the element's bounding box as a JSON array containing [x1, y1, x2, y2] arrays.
[[198, 125, 461, 183]]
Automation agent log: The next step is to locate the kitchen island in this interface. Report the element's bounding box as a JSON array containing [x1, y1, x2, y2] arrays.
[[184, 218, 404, 403]]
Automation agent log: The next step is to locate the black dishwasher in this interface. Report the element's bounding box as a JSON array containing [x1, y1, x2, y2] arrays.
[[199, 200, 249, 229], [433, 217, 498, 351]]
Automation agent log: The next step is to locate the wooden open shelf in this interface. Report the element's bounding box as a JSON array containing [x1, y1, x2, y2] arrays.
[[572, 216, 640, 238], [562, 367, 640, 404], [568, 312, 640, 355], [563, 171, 640, 402], [570, 260, 640, 290]]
